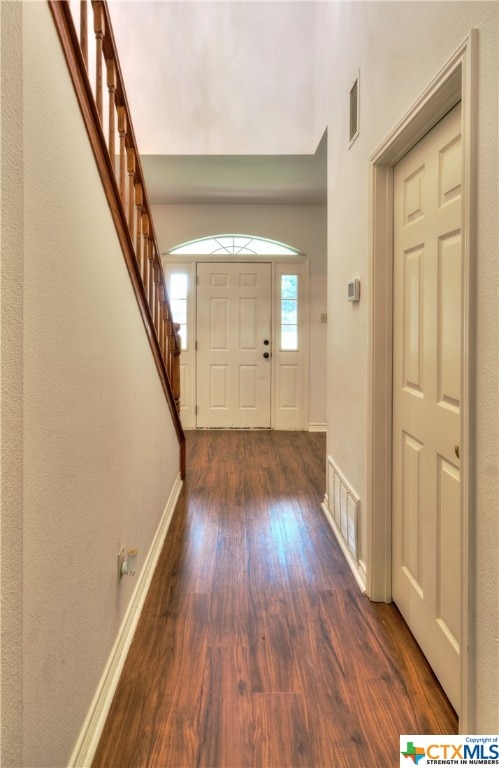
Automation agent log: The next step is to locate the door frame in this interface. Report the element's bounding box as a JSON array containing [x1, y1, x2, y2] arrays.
[[163, 254, 309, 430], [366, 32, 477, 729]]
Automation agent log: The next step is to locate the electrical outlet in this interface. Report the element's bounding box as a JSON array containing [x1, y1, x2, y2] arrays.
[[118, 546, 125, 580]]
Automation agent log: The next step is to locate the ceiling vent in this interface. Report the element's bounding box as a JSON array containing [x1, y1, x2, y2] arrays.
[[349, 74, 360, 147]]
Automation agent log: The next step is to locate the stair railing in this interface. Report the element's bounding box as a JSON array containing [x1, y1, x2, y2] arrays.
[[49, 0, 185, 476]]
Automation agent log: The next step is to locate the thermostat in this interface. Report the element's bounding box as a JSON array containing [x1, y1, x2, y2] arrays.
[[347, 279, 360, 302]]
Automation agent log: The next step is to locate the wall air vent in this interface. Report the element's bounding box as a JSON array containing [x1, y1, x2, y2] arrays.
[[349, 74, 360, 147], [325, 455, 360, 559], [322, 455, 365, 592]]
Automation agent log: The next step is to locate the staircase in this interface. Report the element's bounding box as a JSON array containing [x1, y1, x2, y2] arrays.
[[49, 0, 185, 476]]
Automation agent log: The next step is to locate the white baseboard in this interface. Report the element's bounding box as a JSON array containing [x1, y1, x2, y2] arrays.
[[69, 474, 183, 768], [321, 498, 367, 593], [308, 423, 327, 432]]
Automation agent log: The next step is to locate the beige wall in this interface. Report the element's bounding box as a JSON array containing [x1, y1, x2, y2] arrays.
[[1, 4, 24, 765], [1, 3, 181, 766], [316, 1, 498, 730], [152, 203, 328, 427]]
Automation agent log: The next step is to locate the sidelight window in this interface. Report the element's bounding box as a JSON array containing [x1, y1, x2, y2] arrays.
[[168, 272, 189, 350], [281, 274, 299, 350]]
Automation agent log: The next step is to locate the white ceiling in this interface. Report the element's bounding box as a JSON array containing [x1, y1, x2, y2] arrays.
[[141, 136, 327, 205], [109, 1, 326, 206]]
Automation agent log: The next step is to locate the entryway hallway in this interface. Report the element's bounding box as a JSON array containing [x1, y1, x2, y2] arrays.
[[93, 431, 456, 767]]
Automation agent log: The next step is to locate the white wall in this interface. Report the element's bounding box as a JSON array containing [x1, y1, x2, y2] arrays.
[[152, 203, 327, 427], [315, 1, 498, 731], [110, 1, 317, 154], [1, 3, 181, 766]]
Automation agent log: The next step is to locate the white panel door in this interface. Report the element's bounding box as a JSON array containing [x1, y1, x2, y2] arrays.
[[392, 104, 462, 711], [196, 263, 271, 428]]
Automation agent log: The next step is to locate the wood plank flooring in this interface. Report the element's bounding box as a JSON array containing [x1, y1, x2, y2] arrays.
[[92, 430, 457, 768]]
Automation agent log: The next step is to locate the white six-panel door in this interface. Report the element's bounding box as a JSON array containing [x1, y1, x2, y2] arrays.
[[392, 103, 462, 712], [196, 262, 272, 428]]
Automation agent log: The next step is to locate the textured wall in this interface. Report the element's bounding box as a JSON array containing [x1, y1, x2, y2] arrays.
[[0, 3, 24, 764], [153, 203, 327, 426], [2, 3, 181, 766], [316, 0, 498, 731]]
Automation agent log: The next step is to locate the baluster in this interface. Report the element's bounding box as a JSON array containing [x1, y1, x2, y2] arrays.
[[134, 182, 143, 268], [127, 147, 135, 241], [158, 285, 165, 358], [117, 106, 127, 204], [141, 213, 149, 285], [172, 324, 181, 411], [150, 257, 157, 329], [155, 276, 162, 344], [165, 302, 173, 341], [168, 328, 176, 394], [93, 1, 104, 123], [147, 242, 156, 312], [154, 259, 161, 335], [107, 58, 117, 170], [168, 305, 176, 373], [80, 0, 88, 69], [152, 259, 158, 334], [161, 292, 170, 364]]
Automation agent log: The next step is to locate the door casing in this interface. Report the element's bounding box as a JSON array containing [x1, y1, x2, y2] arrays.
[[366, 33, 476, 730], [163, 255, 309, 430]]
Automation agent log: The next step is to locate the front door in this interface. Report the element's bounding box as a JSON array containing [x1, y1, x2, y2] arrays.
[[392, 103, 462, 712], [196, 262, 272, 428]]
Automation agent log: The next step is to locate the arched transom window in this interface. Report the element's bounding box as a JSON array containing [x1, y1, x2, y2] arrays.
[[167, 234, 300, 257]]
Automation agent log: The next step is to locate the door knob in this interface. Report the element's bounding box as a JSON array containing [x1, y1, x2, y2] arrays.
[[454, 443, 460, 459], [263, 339, 270, 345], [263, 352, 270, 359]]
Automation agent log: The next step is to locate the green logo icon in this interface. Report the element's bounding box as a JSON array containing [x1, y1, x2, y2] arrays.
[[401, 741, 426, 765]]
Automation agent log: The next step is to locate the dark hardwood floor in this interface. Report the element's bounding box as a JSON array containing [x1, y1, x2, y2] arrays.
[[92, 430, 457, 768]]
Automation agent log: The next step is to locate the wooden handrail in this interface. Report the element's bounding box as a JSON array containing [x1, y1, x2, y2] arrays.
[[48, 0, 185, 478]]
